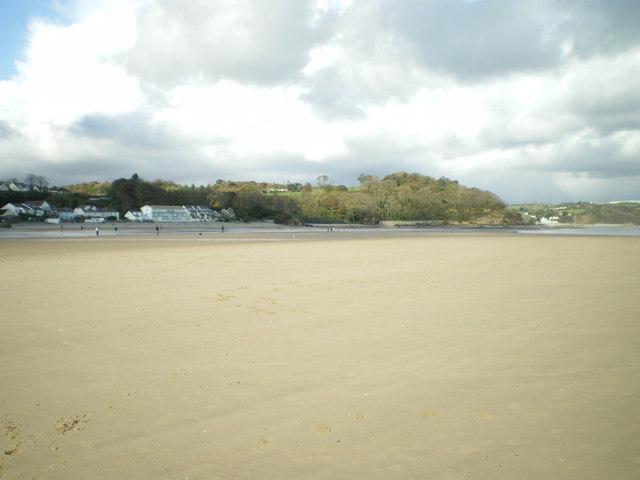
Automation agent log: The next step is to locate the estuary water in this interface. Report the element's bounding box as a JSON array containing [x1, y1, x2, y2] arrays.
[[1, 222, 639, 239]]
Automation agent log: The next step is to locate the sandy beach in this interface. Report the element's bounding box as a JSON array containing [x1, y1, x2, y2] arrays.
[[1, 234, 639, 479]]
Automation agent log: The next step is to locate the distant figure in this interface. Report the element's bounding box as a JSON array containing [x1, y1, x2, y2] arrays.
[[95, 226, 99, 237], [114, 226, 118, 235], [155, 225, 159, 236], [221, 224, 225, 233], [80, 225, 83, 231], [60, 224, 63, 229]]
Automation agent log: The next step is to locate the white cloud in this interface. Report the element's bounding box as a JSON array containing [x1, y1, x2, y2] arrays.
[[159, 81, 351, 160]]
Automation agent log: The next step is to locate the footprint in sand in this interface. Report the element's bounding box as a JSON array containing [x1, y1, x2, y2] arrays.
[[477, 412, 496, 420], [1, 420, 23, 456], [246, 306, 276, 315], [255, 438, 268, 450], [348, 413, 366, 421], [216, 293, 233, 302], [312, 424, 333, 434], [54, 415, 89, 434]]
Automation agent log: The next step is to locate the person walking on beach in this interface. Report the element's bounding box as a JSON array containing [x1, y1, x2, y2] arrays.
[[155, 225, 159, 236], [221, 224, 224, 233], [114, 226, 118, 236], [95, 226, 99, 237]]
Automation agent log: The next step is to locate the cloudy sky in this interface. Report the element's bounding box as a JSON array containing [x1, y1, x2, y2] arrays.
[[0, 0, 639, 202]]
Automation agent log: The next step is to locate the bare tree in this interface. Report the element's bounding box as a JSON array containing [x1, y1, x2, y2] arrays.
[[316, 174, 331, 187], [358, 174, 377, 184], [24, 173, 48, 188], [25, 173, 37, 189]]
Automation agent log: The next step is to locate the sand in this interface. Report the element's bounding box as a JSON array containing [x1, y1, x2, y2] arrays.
[[1, 234, 639, 479]]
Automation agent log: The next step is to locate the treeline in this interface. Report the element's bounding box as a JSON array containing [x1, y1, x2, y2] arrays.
[[568, 203, 640, 224], [583, 203, 640, 224], [299, 172, 506, 223], [109, 175, 212, 214], [105, 172, 506, 224], [3, 172, 511, 224], [513, 202, 640, 225]]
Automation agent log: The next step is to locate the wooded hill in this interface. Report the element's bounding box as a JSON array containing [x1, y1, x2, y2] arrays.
[[90, 172, 507, 224], [3, 172, 511, 224], [298, 172, 506, 224]]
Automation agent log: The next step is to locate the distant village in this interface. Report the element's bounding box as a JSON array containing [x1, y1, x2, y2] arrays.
[[0, 180, 235, 224]]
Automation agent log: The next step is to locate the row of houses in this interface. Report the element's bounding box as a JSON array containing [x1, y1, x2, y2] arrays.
[[1, 202, 120, 222], [0, 181, 66, 194], [1, 201, 59, 217], [125, 205, 235, 222], [1, 202, 234, 223]]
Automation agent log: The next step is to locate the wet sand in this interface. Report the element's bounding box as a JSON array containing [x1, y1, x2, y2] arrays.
[[1, 235, 639, 479]]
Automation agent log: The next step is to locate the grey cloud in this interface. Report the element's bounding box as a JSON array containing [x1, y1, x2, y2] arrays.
[[126, 0, 336, 86], [381, 0, 563, 80], [300, 53, 425, 119], [565, 0, 640, 58], [566, 84, 640, 136], [69, 112, 231, 150], [301, 68, 368, 119], [0, 148, 219, 187], [70, 113, 172, 148], [0, 120, 18, 140], [202, 137, 438, 186], [378, 0, 640, 81], [534, 136, 640, 178], [0, 156, 133, 186], [301, 3, 426, 117]]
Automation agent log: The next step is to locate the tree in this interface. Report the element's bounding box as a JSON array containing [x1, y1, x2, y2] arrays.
[[24, 174, 37, 188], [316, 175, 331, 187], [357, 174, 377, 184], [24, 173, 48, 189]]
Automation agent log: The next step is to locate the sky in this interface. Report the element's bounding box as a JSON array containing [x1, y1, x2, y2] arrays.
[[0, 0, 639, 202]]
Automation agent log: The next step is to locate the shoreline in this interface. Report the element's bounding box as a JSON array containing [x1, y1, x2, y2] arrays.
[[1, 221, 639, 241]]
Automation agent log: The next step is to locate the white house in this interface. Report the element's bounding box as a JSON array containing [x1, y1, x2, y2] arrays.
[[54, 208, 76, 221], [1, 202, 43, 216], [24, 200, 52, 212], [140, 205, 191, 222], [125, 210, 144, 222], [2, 203, 27, 215], [265, 187, 288, 193], [220, 208, 236, 221], [539, 216, 560, 225], [183, 205, 219, 222], [74, 205, 120, 221], [9, 181, 30, 192]]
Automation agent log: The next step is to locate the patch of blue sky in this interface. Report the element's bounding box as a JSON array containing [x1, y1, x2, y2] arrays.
[[0, 0, 62, 79]]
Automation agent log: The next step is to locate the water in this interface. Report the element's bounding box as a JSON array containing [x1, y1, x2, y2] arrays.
[[516, 226, 640, 236], [1, 222, 639, 239]]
